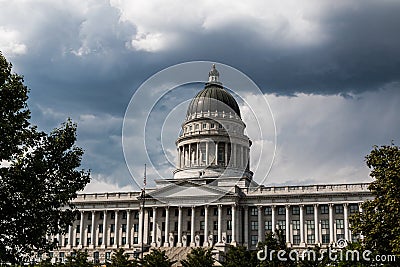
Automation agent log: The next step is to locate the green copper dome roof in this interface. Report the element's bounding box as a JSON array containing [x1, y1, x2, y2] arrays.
[[186, 83, 241, 118]]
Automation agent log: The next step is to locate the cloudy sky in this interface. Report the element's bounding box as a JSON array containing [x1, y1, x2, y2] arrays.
[[1, 0, 399, 192]]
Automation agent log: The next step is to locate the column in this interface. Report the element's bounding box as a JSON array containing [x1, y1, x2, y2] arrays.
[[126, 210, 131, 247], [205, 142, 209, 165], [258, 206, 263, 243], [217, 205, 222, 244], [196, 142, 200, 166], [68, 225, 72, 249], [271, 205, 276, 232], [244, 206, 249, 247], [224, 142, 228, 166], [114, 210, 119, 247], [314, 204, 319, 244], [190, 206, 195, 247], [164, 207, 169, 247], [215, 142, 218, 165], [343, 203, 349, 241], [329, 203, 334, 244], [138, 208, 143, 245], [91, 211, 95, 248], [299, 205, 305, 245], [177, 206, 182, 246], [285, 205, 290, 245], [188, 143, 191, 167], [151, 207, 157, 246], [231, 204, 237, 245], [79, 211, 84, 248], [204, 206, 209, 246], [233, 143, 237, 167], [102, 210, 107, 247], [241, 145, 244, 168]]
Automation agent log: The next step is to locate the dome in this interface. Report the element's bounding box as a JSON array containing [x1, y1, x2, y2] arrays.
[[186, 83, 241, 118]]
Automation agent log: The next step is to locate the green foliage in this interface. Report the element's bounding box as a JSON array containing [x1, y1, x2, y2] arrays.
[[181, 247, 214, 267], [0, 52, 90, 263], [107, 248, 137, 267], [351, 144, 400, 265], [65, 249, 92, 267], [220, 245, 257, 267], [139, 249, 176, 267]]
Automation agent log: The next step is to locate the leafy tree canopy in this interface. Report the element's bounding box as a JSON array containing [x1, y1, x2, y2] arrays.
[[0, 52, 90, 264], [139, 249, 176, 267], [181, 247, 214, 267]]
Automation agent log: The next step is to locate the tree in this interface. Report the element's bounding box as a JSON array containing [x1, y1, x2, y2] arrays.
[[139, 249, 176, 267], [181, 247, 215, 267], [0, 52, 91, 263], [220, 245, 258, 267], [107, 248, 137, 267], [350, 144, 400, 265], [65, 249, 93, 267]]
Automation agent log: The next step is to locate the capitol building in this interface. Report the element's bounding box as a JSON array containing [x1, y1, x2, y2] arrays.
[[51, 65, 372, 263]]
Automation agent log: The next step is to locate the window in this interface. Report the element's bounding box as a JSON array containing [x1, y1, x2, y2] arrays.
[[251, 221, 258, 231], [88, 213, 92, 220], [59, 252, 65, 259], [98, 237, 102, 246], [227, 207, 232, 215], [110, 224, 115, 233], [335, 205, 344, 214], [162, 209, 166, 217], [149, 223, 153, 231], [100, 212, 104, 219], [213, 221, 218, 230], [76, 225, 80, 233], [76, 238, 80, 245], [264, 207, 272, 215], [250, 207, 258, 216], [307, 234, 315, 244], [195, 124, 199, 130], [64, 238, 68, 246], [211, 123, 215, 128], [77, 213, 81, 220], [122, 211, 127, 219], [322, 234, 330, 244], [227, 220, 232, 230], [99, 224, 103, 233], [306, 220, 315, 229], [122, 224, 127, 232], [189, 125, 192, 131], [105, 252, 111, 260], [133, 224, 139, 232], [218, 124, 222, 129], [162, 222, 165, 231], [134, 211, 139, 219], [351, 234, 360, 243], [203, 123, 207, 129], [292, 220, 300, 230], [227, 235, 232, 244], [321, 219, 329, 229], [213, 208, 218, 216], [277, 220, 286, 230], [265, 221, 272, 230], [200, 221, 205, 230], [110, 237, 114, 245], [122, 237, 126, 245], [350, 204, 359, 214], [175, 209, 179, 216], [149, 210, 153, 217], [292, 206, 300, 215], [134, 237, 138, 244], [187, 221, 191, 231], [306, 206, 314, 215], [251, 235, 258, 245], [293, 235, 300, 245], [278, 207, 285, 215], [321, 205, 329, 214], [87, 238, 91, 245], [336, 219, 344, 229], [201, 208, 205, 216], [337, 234, 344, 240], [187, 209, 192, 216], [174, 222, 178, 231], [111, 212, 115, 219], [87, 225, 91, 233]]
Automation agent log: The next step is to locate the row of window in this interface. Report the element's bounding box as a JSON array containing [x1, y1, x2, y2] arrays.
[[249, 204, 359, 216], [77, 211, 140, 221], [184, 122, 229, 133], [250, 219, 346, 231]]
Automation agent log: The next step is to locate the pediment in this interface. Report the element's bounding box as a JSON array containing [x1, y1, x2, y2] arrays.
[[149, 180, 233, 199]]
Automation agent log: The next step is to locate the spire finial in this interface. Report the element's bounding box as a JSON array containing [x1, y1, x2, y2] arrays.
[[208, 64, 220, 83]]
